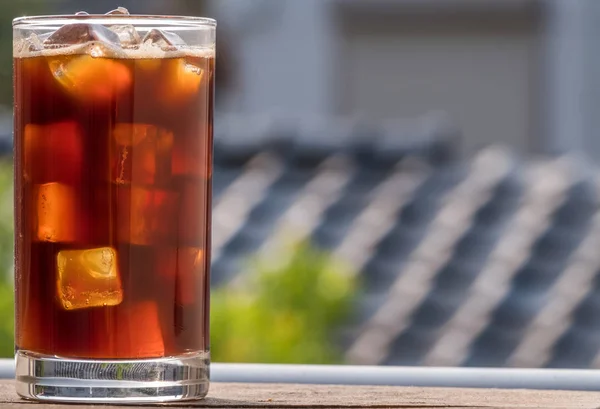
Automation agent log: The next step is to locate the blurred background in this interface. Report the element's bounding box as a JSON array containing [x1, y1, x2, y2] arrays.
[[2, 0, 600, 369]]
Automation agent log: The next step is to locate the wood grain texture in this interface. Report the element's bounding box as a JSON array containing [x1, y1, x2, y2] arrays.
[[2, 381, 600, 408]]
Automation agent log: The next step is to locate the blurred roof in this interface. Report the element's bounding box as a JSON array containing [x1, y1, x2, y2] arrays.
[[0, 112, 12, 155], [211, 113, 600, 369]]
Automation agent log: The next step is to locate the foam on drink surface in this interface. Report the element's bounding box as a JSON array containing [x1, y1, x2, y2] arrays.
[[15, 40, 214, 59], [15, 16, 213, 107], [14, 27, 215, 60], [15, 6, 214, 59]]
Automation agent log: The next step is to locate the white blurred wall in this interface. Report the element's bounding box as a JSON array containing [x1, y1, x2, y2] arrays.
[[210, 0, 600, 159], [210, 0, 336, 116]]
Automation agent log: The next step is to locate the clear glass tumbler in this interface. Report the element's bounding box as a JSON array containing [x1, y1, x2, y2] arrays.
[[13, 12, 214, 403]]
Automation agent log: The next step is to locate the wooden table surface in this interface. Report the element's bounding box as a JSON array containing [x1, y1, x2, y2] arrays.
[[3, 380, 600, 408]]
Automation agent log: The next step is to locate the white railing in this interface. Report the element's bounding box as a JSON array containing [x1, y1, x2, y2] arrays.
[[2, 359, 600, 391]]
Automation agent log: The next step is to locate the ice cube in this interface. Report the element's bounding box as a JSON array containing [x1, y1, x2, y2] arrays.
[[50, 54, 132, 101], [142, 29, 186, 51], [158, 247, 204, 304], [112, 124, 173, 185], [19, 33, 44, 53], [34, 183, 81, 242], [105, 8, 139, 48], [24, 122, 84, 184], [160, 58, 205, 104], [44, 23, 120, 47], [172, 126, 211, 179], [113, 123, 156, 146], [56, 247, 122, 310], [110, 25, 141, 47], [157, 128, 175, 156], [106, 7, 130, 15], [116, 186, 178, 245]]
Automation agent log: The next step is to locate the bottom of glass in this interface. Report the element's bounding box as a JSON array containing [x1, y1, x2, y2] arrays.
[[15, 349, 210, 403]]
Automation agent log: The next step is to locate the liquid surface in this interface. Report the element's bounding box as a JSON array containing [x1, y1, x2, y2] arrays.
[[14, 32, 214, 358]]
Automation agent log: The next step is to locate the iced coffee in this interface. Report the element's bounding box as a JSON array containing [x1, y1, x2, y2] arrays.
[[13, 9, 214, 402]]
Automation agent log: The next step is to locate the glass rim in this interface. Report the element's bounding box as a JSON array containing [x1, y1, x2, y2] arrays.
[[13, 14, 217, 28]]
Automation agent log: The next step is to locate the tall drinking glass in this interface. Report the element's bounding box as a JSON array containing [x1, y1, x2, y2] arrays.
[[13, 11, 214, 403]]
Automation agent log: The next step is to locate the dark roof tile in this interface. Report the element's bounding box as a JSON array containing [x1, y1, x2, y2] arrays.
[[211, 115, 600, 368]]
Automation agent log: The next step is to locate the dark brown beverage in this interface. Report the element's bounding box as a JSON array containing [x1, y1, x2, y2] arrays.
[[14, 36, 214, 359]]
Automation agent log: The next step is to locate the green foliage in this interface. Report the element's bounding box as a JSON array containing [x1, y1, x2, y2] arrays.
[[211, 240, 357, 364], [0, 283, 13, 357], [0, 160, 13, 357]]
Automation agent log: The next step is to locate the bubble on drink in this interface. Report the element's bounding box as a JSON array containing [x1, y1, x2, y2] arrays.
[[34, 183, 80, 242], [56, 247, 123, 310], [113, 123, 174, 185]]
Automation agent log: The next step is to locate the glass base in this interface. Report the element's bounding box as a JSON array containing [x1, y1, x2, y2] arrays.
[[15, 350, 210, 403]]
